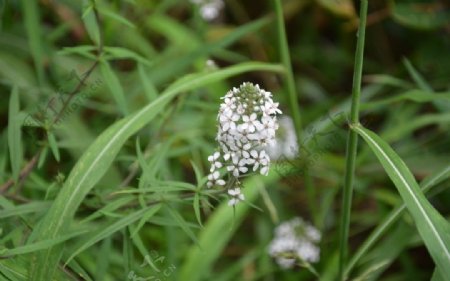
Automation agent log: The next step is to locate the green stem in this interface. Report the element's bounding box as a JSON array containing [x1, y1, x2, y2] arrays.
[[273, 0, 302, 138], [273, 0, 321, 223], [338, 1, 368, 280]]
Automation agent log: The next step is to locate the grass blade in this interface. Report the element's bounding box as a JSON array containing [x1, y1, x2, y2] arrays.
[[345, 164, 450, 276], [47, 132, 60, 162], [1, 230, 88, 257], [100, 60, 129, 116], [65, 204, 161, 265], [352, 124, 450, 277], [166, 205, 199, 246], [8, 86, 22, 182], [22, 0, 44, 85]]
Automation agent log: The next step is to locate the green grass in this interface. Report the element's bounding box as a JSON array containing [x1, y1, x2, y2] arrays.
[[0, 0, 449, 280]]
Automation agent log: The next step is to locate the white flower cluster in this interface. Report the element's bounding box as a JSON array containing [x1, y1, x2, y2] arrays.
[[267, 116, 299, 160], [206, 82, 282, 206], [268, 217, 321, 269], [190, 0, 224, 21]]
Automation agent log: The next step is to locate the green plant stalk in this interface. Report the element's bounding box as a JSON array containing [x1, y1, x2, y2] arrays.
[[273, 0, 321, 221], [338, 1, 368, 280], [273, 0, 302, 138]]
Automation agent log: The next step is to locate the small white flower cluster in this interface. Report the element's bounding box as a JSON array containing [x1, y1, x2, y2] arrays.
[[190, 0, 224, 21], [267, 116, 299, 160], [268, 217, 321, 269], [206, 82, 282, 206]]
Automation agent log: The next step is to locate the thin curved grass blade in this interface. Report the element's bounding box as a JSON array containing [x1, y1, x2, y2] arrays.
[[352, 124, 450, 277]]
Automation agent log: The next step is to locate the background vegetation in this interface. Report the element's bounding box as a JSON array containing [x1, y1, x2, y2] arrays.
[[0, 0, 449, 280]]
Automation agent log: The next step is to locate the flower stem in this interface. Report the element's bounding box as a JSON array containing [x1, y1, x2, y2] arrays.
[[273, 0, 302, 138], [273, 0, 321, 222], [338, 1, 368, 280]]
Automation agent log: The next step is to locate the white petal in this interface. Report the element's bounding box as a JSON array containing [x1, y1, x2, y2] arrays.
[[260, 166, 269, 175], [217, 179, 226, 186], [228, 198, 237, 206], [228, 189, 237, 196], [246, 158, 255, 165]]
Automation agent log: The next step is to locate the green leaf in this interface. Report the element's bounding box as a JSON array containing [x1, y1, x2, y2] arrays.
[[352, 124, 450, 277], [58, 45, 97, 60], [104, 47, 152, 66], [317, 0, 356, 18], [193, 192, 202, 227], [8, 86, 22, 182], [80, 195, 135, 223], [166, 205, 199, 246], [28, 62, 283, 280], [390, 1, 450, 30], [100, 9, 136, 28], [362, 90, 450, 110], [81, 4, 100, 46], [149, 18, 271, 85], [1, 230, 87, 257], [345, 166, 450, 276], [138, 63, 158, 102], [345, 165, 450, 277], [22, 0, 45, 85], [65, 204, 160, 265], [431, 268, 446, 281], [47, 132, 60, 162], [129, 205, 162, 238], [403, 58, 450, 112], [0, 201, 51, 219], [402, 58, 432, 92], [100, 60, 129, 115]]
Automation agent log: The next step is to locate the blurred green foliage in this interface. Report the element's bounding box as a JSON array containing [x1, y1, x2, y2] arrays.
[[0, 0, 449, 280]]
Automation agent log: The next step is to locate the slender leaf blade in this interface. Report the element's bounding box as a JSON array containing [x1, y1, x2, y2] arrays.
[[65, 205, 161, 265], [352, 124, 450, 276], [8, 86, 22, 182], [100, 61, 128, 115]]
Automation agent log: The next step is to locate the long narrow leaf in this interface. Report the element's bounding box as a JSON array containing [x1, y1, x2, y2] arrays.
[[345, 165, 450, 276], [8, 86, 22, 182], [65, 205, 161, 265], [352, 124, 450, 277], [100, 61, 129, 115]]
